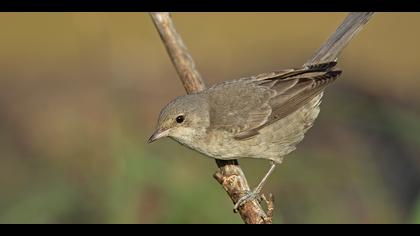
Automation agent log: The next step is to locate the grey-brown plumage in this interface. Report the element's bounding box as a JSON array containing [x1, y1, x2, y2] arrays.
[[149, 61, 341, 164]]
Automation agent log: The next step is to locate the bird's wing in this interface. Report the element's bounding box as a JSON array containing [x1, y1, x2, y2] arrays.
[[207, 61, 341, 140], [206, 76, 274, 137]]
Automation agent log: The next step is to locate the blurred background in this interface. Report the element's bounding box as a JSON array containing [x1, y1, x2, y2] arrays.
[[0, 13, 419, 224]]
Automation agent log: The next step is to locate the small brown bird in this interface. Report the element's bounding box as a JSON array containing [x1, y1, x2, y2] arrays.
[[148, 12, 373, 211], [149, 60, 341, 209]]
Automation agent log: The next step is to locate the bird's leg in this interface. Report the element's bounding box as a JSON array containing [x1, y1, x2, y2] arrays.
[[233, 161, 277, 211]]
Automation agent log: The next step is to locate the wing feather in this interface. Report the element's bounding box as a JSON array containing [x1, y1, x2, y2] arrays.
[[206, 61, 341, 140]]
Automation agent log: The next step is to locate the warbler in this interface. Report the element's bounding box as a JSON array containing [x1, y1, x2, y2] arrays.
[[149, 60, 341, 209], [149, 11, 374, 210]]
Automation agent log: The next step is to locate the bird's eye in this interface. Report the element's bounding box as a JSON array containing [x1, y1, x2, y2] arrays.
[[176, 115, 185, 124]]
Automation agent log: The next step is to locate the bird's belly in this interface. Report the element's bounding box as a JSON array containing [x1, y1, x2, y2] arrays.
[[197, 131, 264, 160]]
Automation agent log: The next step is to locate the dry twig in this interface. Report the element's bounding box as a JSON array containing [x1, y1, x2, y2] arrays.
[[150, 12, 271, 224]]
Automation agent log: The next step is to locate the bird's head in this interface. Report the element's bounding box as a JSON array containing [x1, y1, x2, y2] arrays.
[[148, 94, 210, 144]]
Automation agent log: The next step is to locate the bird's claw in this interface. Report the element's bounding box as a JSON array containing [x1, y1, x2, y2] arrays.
[[233, 190, 261, 212]]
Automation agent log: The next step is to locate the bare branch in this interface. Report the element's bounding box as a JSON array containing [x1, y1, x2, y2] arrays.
[[214, 159, 272, 224], [150, 12, 271, 224], [150, 12, 206, 93]]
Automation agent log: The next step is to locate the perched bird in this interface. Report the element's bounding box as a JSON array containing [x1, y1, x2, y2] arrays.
[[149, 12, 374, 211], [149, 60, 341, 209]]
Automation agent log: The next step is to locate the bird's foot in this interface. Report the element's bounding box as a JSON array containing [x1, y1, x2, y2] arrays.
[[233, 190, 262, 212]]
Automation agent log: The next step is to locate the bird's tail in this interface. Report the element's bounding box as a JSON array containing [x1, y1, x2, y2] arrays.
[[304, 12, 375, 67]]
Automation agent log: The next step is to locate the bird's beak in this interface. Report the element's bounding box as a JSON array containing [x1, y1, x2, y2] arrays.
[[148, 129, 170, 143]]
